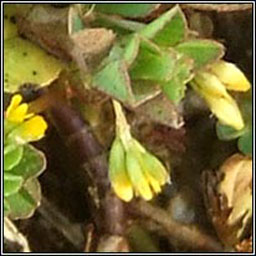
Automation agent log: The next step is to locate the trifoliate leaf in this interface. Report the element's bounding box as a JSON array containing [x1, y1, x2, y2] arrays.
[[175, 39, 224, 68], [5, 178, 42, 220], [4, 37, 63, 93]]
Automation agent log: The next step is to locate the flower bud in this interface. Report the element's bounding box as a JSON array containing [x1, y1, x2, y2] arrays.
[[209, 61, 250, 92]]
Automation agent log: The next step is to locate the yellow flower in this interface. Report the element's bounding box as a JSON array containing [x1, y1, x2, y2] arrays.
[[109, 100, 170, 202], [5, 94, 48, 143], [191, 61, 251, 130], [6, 94, 32, 123], [209, 61, 251, 92]]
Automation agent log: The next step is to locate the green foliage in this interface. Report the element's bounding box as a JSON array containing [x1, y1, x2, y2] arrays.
[[6, 178, 42, 220], [4, 173, 24, 197], [92, 60, 134, 104], [139, 5, 187, 47], [160, 56, 193, 103], [94, 4, 159, 18], [4, 131, 46, 219], [4, 144, 24, 171], [175, 40, 224, 68], [90, 5, 225, 106]]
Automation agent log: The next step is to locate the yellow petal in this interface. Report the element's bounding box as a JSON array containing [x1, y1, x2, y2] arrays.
[[5, 94, 33, 123], [109, 137, 133, 202], [193, 72, 229, 98], [18, 115, 48, 142], [126, 148, 153, 201], [146, 174, 162, 194], [210, 61, 251, 92], [203, 92, 244, 130]]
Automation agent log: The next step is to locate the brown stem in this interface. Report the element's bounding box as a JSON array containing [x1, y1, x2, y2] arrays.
[[129, 200, 223, 252]]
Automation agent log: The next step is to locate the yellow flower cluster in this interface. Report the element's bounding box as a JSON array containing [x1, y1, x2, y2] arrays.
[[5, 94, 48, 143], [191, 61, 250, 130], [109, 100, 170, 202]]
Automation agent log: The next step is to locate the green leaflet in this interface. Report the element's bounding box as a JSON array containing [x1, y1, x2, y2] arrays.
[[4, 173, 23, 197], [10, 144, 46, 180], [139, 5, 187, 47], [4, 144, 24, 171], [175, 39, 224, 68], [130, 41, 177, 82], [5, 178, 42, 220], [92, 60, 134, 104], [160, 55, 194, 103]]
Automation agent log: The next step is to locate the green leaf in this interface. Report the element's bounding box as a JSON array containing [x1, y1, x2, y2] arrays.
[[238, 130, 252, 156], [94, 4, 159, 18], [11, 144, 46, 180], [130, 40, 178, 82], [5, 178, 42, 219], [4, 173, 23, 197], [104, 34, 140, 67], [123, 34, 140, 67], [161, 56, 194, 103], [216, 122, 246, 141], [92, 60, 134, 104], [4, 198, 11, 216], [68, 6, 85, 34], [139, 5, 187, 47], [175, 39, 224, 68], [4, 37, 63, 93], [4, 144, 24, 171]]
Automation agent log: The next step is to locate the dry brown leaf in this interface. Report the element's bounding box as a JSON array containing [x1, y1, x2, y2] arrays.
[[218, 153, 252, 238]]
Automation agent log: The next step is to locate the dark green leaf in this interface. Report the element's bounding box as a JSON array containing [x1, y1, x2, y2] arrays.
[[216, 122, 246, 141], [11, 144, 46, 179], [139, 5, 187, 47], [4, 144, 24, 171], [92, 60, 134, 104], [94, 4, 159, 18], [175, 39, 224, 68], [5, 178, 42, 219], [238, 130, 252, 156], [4, 173, 23, 197]]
